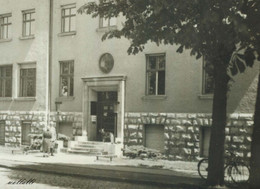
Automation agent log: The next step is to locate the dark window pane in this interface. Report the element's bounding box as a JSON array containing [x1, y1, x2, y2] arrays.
[[147, 72, 156, 95], [158, 71, 165, 95], [70, 62, 74, 74], [158, 56, 165, 69], [61, 77, 68, 96], [61, 62, 69, 74], [70, 77, 73, 96], [5, 79, 12, 97], [5, 67, 12, 77], [0, 80, 2, 97], [148, 57, 156, 69]]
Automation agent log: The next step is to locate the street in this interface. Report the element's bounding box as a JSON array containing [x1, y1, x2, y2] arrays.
[[0, 167, 182, 189]]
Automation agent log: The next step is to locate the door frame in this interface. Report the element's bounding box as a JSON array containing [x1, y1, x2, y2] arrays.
[[82, 75, 126, 143]]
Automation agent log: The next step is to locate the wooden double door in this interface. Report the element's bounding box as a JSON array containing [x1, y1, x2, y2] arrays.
[[97, 91, 117, 141]]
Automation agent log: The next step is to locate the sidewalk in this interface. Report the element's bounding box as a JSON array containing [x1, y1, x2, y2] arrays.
[[0, 150, 206, 188]]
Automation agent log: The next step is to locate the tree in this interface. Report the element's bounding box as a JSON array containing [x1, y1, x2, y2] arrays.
[[78, 0, 260, 186]]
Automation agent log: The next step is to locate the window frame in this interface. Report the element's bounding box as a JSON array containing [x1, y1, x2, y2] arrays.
[[99, 16, 116, 28], [61, 4, 76, 33], [59, 60, 74, 97], [0, 65, 12, 97], [0, 13, 12, 40], [202, 58, 214, 95], [145, 53, 166, 96], [19, 63, 36, 97], [22, 9, 35, 37]]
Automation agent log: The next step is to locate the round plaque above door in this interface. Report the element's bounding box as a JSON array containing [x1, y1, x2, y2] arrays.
[[99, 53, 114, 73]]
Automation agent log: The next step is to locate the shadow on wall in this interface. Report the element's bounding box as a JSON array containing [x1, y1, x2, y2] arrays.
[[227, 64, 259, 113]]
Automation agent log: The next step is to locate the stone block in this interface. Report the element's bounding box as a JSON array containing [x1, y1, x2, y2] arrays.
[[165, 119, 170, 124], [128, 124, 138, 130], [139, 125, 143, 130], [239, 114, 253, 120], [246, 136, 252, 142], [168, 126, 174, 131], [159, 113, 167, 117], [182, 134, 191, 140], [239, 128, 247, 134], [156, 117, 161, 124], [137, 132, 142, 138], [230, 113, 239, 119], [226, 121, 232, 126], [225, 136, 231, 142], [151, 117, 156, 124], [141, 113, 148, 116], [172, 133, 181, 139], [187, 142, 194, 147], [137, 118, 142, 124], [225, 128, 230, 134], [182, 120, 192, 126], [233, 136, 244, 143], [149, 113, 159, 117], [193, 120, 198, 126], [176, 113, 187, 118], [129, 132, 137, 137], [246, 121, 254, 126], [176, 141, 185, 146], [183, 148, 192, 155], [167, 113, 176, 118], [188, 114, 197, 119], [230, 127, 239, 134], [187, 127, 194, 133], [160, 117, 166, 124], [197, 113, 206, 118], [247, 152, 251, 158], [170, 148, 181, 154], [164, 133, 170, 139], [176, 125, 186, 132], [203, 119, 209, 126], [171, 119, 181, 125]]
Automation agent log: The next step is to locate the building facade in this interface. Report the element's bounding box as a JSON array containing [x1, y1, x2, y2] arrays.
[[0, 0, 258, 161]]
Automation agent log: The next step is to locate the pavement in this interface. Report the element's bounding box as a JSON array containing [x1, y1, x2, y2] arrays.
[[0, 148, 207, 188]]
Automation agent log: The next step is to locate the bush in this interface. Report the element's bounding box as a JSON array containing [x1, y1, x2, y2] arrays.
[[123, 145, 163, 159], [57, 133, 70, 141]]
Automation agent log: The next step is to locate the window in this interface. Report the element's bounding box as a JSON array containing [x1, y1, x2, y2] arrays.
[[99, 17, 116, 28], [202, 59, 214, 94], [0, 66, 12, 97], [22, 9, 35, 37], [146, 54, 166, 95], [22, 122, 31, 145], [60, 60, 74, 97], [0, 13, 12, 39], [19, 65, 36, 97], [61, 4, 76, 33]]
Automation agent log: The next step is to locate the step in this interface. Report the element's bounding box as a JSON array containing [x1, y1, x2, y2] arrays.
[[71, 146, 104, 151], [67, 149, 103, 155], [77, 141, 107, 145], [76, 144, 104, 148], [70, 147, 104, 153]]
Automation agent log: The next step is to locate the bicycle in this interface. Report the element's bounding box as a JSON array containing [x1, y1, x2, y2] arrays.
[[198, 150, 250, 184]]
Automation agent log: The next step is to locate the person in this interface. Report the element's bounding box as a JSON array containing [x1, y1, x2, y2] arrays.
[[42, 126, 52, 157], [50, 125, 57, 156]]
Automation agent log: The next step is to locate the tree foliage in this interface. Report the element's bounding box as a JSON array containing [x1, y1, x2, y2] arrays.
[[79, 0, 260, 187]]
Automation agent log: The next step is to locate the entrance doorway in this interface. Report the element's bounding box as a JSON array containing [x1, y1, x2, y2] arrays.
[[97, 91, 117, 141]]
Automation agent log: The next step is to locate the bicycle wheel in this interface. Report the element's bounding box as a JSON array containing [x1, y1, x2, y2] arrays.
[[224, 165, 233, 184], [198, 158, 208, 180], [230, 162, 250, 184]]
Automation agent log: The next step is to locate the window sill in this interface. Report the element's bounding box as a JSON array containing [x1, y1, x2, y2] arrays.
[[56, 96, 75, 101], [0, 97, 13, 101], [96, 26, 117, 33], [14, 97, 36, 101], [19, 35, 35, 40], [142, 95, 167, 100], [0, 38, 12, 43], [198, 94, 213, 100], [58, 31, 76, 37]]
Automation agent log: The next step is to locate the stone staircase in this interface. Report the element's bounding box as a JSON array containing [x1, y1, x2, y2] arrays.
[[67, 141, 106, 155]]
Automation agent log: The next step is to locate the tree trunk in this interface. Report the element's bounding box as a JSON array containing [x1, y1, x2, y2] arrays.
[[207, 64, 230, 186], [249, 72, 260, 189]]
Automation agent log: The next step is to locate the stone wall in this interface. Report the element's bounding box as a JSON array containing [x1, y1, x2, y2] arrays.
[[0, 111, 46, 147], [124, 112, 253, 161], [0, 111, 83, 147], [49, 112, 83, 138]]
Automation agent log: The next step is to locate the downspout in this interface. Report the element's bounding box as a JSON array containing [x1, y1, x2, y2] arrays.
[[47, 0, 53, 126]]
